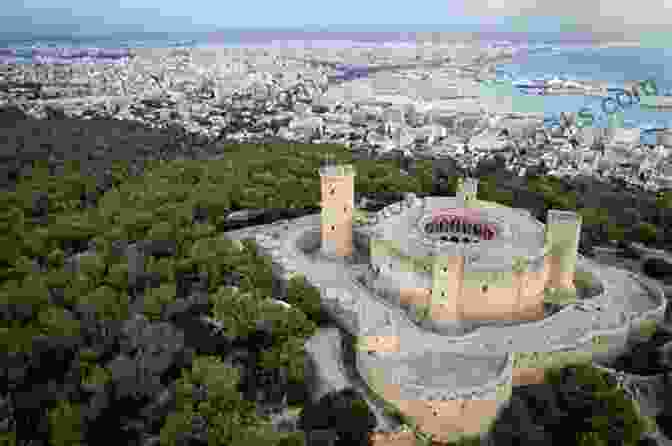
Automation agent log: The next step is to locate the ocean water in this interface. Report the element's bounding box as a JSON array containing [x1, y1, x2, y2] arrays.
[[495, 45, 672, 140]]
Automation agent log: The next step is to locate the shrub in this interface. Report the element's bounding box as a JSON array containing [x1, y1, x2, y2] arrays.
[[142, 282, 177, 321], [634, 223, 658, 245], [277, 432, 306, 446], [209, 287, 262, 340], [285, 275, 328, 325], [300, 389, 376, 446], [637, 319, 658, 339], [159, 409, 193, 446], [0, 431, 17, 446], [573, 270, 593, 287], [48, 400, 85, 446], [547, 363, 649, 446]]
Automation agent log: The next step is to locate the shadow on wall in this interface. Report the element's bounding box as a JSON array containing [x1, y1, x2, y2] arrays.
[[296, 228, 371, 265]]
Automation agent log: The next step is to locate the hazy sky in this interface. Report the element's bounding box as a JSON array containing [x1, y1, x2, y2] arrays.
[[2, 0, 671, 38]]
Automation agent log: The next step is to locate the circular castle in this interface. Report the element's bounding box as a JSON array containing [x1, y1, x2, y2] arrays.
[[225, 161, 667, 444], [319, 163, 582, 331], [309, 162, 665, 443]]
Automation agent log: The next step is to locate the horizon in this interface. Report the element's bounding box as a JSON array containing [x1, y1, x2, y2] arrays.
[[0, 26, 645, 44], [2, 1, 670, 44]]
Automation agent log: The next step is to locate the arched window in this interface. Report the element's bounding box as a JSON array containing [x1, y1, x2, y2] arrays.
[[474, 224, 482, 237], [449, 219, 457, 233]]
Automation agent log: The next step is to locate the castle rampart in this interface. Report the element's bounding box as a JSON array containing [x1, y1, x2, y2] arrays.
[[221, 163, 664, 443], [224, 208, 666, 444]]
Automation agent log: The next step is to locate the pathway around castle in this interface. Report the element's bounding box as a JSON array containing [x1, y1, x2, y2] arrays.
[[227, 213, 666, 433]]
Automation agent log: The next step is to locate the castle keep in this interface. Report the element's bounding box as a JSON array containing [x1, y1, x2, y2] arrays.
[[319, 162, 582, 326]]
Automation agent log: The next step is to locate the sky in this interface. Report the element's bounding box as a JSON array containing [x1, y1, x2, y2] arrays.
[[2, 0, 671, 40]]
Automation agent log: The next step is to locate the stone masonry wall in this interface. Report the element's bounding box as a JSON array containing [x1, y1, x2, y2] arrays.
[[320, 173, 354, 258]]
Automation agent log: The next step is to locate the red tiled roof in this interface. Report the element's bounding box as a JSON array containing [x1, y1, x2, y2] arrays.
[[427, 208, 497, 240]]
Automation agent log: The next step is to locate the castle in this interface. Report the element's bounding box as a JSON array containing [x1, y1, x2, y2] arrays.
[[319, 161, 582, 327], [223, 158, 665, 445]]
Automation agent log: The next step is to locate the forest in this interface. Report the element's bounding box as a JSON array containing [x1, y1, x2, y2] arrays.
[[0, 134, 665, 446]]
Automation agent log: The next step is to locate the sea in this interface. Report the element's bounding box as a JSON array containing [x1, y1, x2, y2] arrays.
[[1, 30, 671, 142], [496, 45, 672, 144]]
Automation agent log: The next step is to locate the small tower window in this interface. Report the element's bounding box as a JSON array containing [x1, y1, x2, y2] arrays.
[[344, 206, 348, 213], [441, 291, 446, 297], [443, 267, 448, 273], [331, 225, 335, 231], [482, 284, 488, 293]]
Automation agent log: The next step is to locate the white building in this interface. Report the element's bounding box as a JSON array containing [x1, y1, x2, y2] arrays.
[[391, 126, 414, 149], [383, 107, 405, 125], [289, 116, 324, 139], [607, 127, 640, 146], [410, 124, 448, 145]]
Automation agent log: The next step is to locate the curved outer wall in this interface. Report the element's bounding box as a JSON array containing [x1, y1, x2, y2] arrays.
[[356, 347, 515, 444], [367, 212, 581, 325]]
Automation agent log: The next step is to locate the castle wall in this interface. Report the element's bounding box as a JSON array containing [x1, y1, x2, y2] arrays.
[[512, 367, 547, 386], [370, 237, 433, 309], [391, 396, 499, 443], [506, 255, 548, 321], [457, 269, 518, 321], [369, 236, 551, 324], [365, 207, 584, 326], [232, 200, 655, 444], [358, 349, 513, 444], [431, 254, 464, 321], [519, 255, 549, 312]]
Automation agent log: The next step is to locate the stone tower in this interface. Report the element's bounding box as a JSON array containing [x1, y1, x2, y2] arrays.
[[545, 210, 582, 290], [457, 177, 479, 208], [319, 156, 356, 258]]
